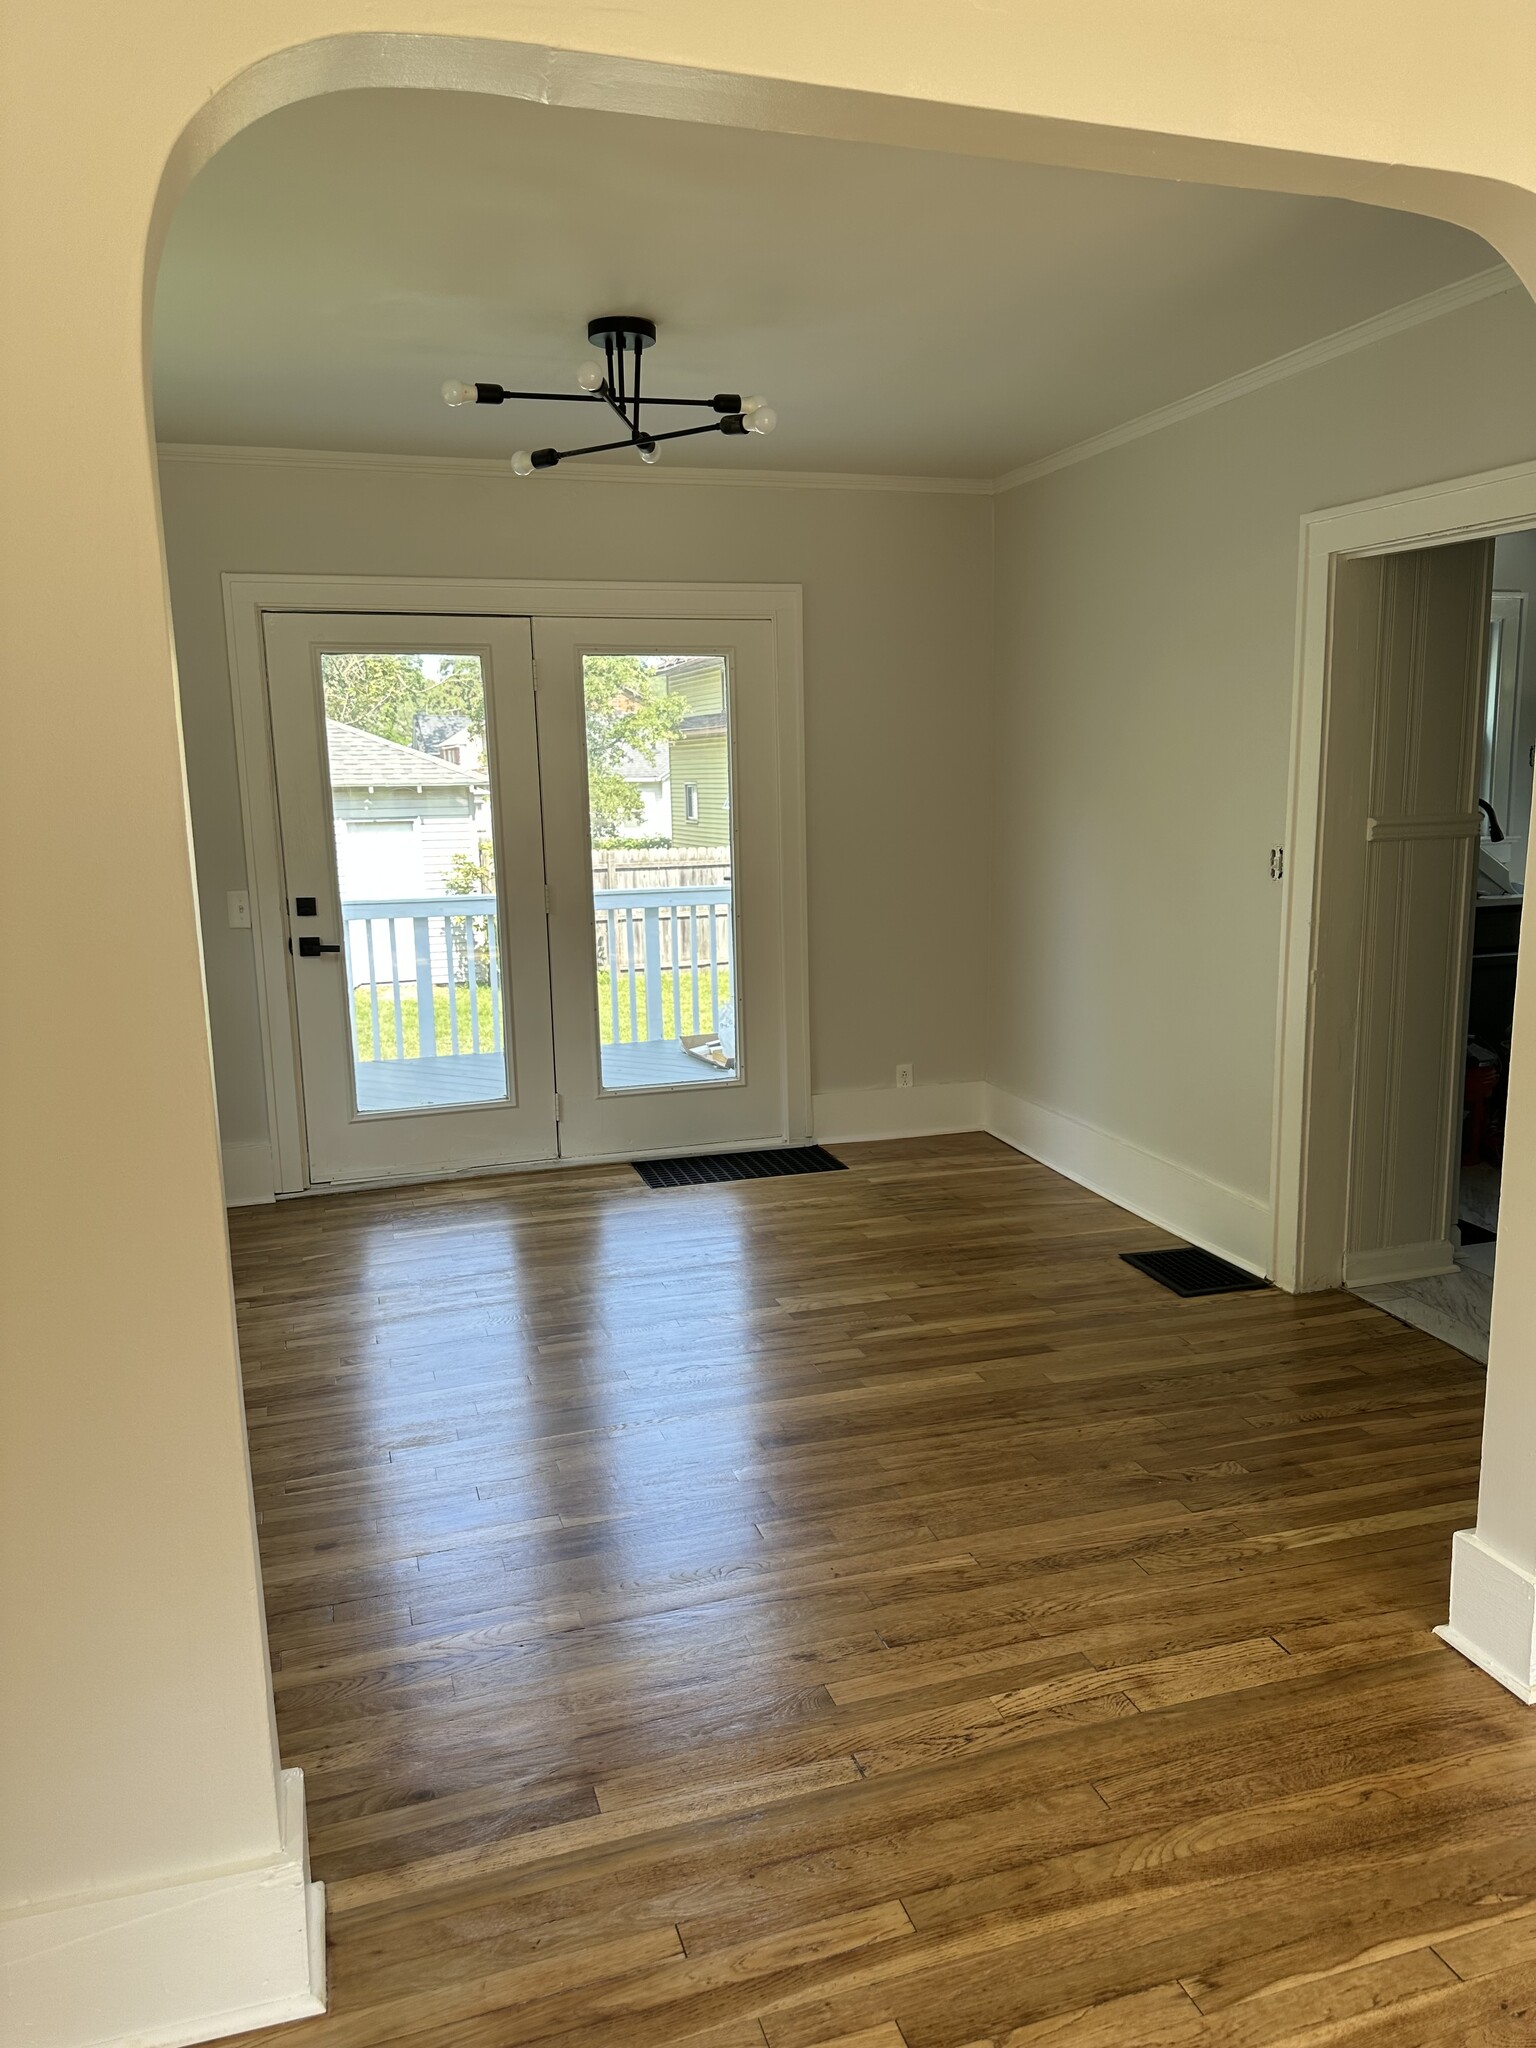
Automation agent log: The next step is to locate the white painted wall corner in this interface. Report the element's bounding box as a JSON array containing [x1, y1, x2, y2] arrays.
[[0, 1769, 325, 2048], [812, 1080, 985, 1142], [221, 1139, 277, 1206], [1439, 1528, 1536, 1705], [983, 1084, 1272, 1276]]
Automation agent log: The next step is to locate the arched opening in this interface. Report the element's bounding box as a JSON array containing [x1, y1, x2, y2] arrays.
[[13, 22, 1536, 2045]]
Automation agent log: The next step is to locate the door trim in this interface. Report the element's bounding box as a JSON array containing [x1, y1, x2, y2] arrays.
[[223, 574, 808, 1195], [1272, 458, 1536, 1291]]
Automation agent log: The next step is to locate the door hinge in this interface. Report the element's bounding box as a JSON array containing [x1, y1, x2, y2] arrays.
[[553, 1092, 563, 1120], [1269, 846, 1285, 880]]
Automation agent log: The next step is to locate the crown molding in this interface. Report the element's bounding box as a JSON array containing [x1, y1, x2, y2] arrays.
[[157, 264, 1522, 501], [155, 441, 993, 496], [994, 263, 1520, 493]]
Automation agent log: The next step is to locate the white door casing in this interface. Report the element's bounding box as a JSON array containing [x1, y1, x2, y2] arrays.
[[225, 577, 808, 1193], [1271, 459, 1536, 1292]]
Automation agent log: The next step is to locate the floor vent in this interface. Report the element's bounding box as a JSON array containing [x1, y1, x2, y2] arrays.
[[634, 1145, 848, 1189], [1120, 1246, 1268, 1297]]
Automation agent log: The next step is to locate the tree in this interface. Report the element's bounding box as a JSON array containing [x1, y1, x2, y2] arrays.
[[320, 653, 484, 749], [582, 657, 687, 837], [443, 840, 494, 895]]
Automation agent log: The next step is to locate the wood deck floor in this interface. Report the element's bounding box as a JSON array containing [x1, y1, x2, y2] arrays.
[[227, 1134, 1536, 2048], [352, 1037, 729, 1113]]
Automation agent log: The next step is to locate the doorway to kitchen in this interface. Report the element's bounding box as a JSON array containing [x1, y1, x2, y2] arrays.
[[1345, 535, 1531, 1359], [232, 578, 808, 1189], [1272, 465, 1536, 1358]]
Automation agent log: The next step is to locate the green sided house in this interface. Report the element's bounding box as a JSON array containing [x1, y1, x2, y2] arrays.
[[663, 655, 730, 847]]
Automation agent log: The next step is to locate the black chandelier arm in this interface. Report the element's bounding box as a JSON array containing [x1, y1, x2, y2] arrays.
[[645, 418, 745, 447], [534, 433, 651, 464], [471, 385, 607, 405], [639, 394, 745, 412], [533, 416, 749, 469], [467, 383, 743, 412]]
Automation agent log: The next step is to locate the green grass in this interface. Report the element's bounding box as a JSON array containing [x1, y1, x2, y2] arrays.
[[351, 969, 732, 1060], [596, 967, 731, 1045], [353, 985, 497, 1061]]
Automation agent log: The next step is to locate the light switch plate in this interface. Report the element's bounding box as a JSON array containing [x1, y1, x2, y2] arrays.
[[226, 889, 252, 929]]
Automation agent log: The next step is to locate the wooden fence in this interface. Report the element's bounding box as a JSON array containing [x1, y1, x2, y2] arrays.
[[588, 846, 731, 892]]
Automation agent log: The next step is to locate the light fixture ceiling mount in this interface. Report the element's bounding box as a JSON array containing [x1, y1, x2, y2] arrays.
[[443, 315, 777, 473]]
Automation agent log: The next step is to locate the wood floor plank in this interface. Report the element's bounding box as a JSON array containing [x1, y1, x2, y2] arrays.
[[223, 1135, 1522, 2048]]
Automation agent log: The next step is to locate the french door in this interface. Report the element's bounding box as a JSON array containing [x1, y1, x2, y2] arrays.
[[535, 616, 791, 1160], [262, 606, 798, 1185], [264, 614, 558, 1183]]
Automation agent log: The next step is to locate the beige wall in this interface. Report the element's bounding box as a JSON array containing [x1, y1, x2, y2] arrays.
[[989, 287, 1536, 1224], [14, 0, 1536, 2023], [160, 455, 993, 1150]]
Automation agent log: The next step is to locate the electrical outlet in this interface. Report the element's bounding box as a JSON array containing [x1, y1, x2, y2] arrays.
[[895, 1063, 914, 1089]]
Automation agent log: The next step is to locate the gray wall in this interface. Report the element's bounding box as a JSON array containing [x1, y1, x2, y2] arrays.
[[989, 286, 1536, 1214], [165, 284, 1536, 1218], [159, 458, 994, 1151]]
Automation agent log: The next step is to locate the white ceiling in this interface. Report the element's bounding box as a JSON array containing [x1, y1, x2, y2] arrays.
[[153, 90, 1497, 480]]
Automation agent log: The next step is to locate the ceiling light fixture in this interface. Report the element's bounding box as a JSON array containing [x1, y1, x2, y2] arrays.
[[442, 315, 776, 473]]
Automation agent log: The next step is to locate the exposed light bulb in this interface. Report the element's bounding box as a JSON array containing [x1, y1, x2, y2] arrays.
[[510, 450, 535, 477], [576, 361, 605, 392], [640, 444, 662, 465], [741, 396, 768, 416], [442, 379, 477, 407], [744, 406, 777, 435]]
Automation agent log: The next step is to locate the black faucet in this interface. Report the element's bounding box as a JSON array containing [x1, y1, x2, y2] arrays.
[[1478, 799, 1506, 843]]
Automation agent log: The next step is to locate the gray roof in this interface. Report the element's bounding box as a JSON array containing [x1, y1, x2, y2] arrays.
[[325, 720, 477, 789]]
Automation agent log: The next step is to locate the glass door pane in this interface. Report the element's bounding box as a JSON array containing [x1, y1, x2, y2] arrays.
[[582, 652, 739, 1092], [318, 650, 510, 1114]]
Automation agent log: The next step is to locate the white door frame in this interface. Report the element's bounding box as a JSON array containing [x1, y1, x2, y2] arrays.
[[1271, 458, 1536, 1291], [223, 572, 808, 1195]]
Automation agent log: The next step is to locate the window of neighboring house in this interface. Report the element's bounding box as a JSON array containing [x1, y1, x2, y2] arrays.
[[684, 783, 700, 822], [441, 745, 461, 765]]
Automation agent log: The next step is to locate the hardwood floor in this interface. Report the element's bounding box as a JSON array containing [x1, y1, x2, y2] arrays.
[[228, 1134, 1536, 2048]]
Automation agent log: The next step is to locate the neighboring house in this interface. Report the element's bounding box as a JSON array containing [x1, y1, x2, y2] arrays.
[[324, 719, 484, 902], [434, 724, 496, 843], [613, 741, 674, 838], [662, 655, 730, 847], [434, 724, 485, 774]]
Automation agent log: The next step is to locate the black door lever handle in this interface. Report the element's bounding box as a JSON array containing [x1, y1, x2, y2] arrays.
[[297, 936, 342, 957]]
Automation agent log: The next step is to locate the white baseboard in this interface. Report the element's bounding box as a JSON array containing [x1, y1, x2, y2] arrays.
[[812, 1081, 985, 1142], [1438, 1529, 1536, 1704], [1, 1769, 325, 2048], [221, 1138, 276, 1207], [983, 1084, 1272, 1276], [1343, 1238, 1457, 1287]]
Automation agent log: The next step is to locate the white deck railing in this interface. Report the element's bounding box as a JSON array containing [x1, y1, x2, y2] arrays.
[[592, 885, 733, 1047], [341, 894, 502, 1062], [340, 884, 734, 1064]]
